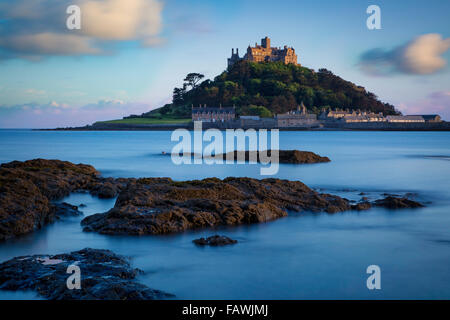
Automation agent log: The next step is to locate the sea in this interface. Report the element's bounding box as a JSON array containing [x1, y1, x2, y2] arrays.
[[0, 129, 449, 299]]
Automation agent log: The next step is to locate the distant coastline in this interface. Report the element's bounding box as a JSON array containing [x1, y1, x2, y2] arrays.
[[38, 120, 450, 131]]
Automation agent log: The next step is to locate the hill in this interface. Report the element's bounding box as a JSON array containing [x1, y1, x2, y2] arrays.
[[126, 61, 399, 120]]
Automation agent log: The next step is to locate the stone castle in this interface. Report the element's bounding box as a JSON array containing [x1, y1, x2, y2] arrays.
[[228, 37, 299, 68]]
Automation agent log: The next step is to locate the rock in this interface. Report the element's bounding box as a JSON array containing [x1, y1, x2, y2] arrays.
[[0, 248, 172, 300], [82, 177, 352, 236], [374, 196, 424, 209], [0, 159, 124, 241], [50, 202, 83, 220], [209, 150, 330, 164], [193, 235, 238, 246], [95, 182, 118, 199], [352, 202, 372, 211]]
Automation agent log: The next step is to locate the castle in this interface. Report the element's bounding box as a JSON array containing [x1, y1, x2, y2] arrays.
[[228, 37, 299, 68]]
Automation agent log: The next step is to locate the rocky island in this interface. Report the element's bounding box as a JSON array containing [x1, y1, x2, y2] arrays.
[[208, 150, 330, 164]]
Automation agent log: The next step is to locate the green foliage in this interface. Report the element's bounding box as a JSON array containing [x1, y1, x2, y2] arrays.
[[240, 105, 273, 118], [131, 61, 398, 118]]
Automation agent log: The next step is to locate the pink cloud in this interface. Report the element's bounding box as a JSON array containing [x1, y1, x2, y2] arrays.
[[0, 100, 153, 128], [397, 90, 450, 120]]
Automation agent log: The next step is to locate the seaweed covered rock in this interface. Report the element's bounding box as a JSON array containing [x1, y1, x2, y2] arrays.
[[0, 248, 171, 300], [193, 235, 238, 246], [82, 177, 351, 236], [0, 159, 124, 240], [374, 196, 424, 209], [210, 150, 330, 164]]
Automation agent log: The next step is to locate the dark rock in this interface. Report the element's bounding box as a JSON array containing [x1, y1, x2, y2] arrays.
[[95, 182, 118, 199], [0, 159, 124, 241], [193, 235, 238, 246], [50, 202, 83, 220], [374, 196, 424, 209], [210, 150, 330, 164], [0, 248, 172, 300], [352, 202, 372, 211], [82, 177, 352, 236], [79, 204, 87, 208]]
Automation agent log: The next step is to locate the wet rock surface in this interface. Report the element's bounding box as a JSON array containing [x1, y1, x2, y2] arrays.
[[0, 248, 171, 300], [81, 177, 353, 236], [1, 159, 426, 240], [211, 150, 330, 164], [0, 159, 125, 240], [374, 196, 424, 209], [193, 235, 238, 246]]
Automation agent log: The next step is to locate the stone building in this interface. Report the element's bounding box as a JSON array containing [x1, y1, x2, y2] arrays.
[[191, 105, 235, 122], [386, 115, 425, 123], [276, 103, 318, 127], [319, 108, 385, 122], [228, 37, 299, 69]]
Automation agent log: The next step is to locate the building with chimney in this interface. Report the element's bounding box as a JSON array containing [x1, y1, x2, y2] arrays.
[[191, 105, 236, 122]]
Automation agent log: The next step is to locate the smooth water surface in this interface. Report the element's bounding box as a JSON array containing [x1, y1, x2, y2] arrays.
[[0, 129, 449, 299]]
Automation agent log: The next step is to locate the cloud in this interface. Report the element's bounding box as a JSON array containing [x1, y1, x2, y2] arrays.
[[397, 90, 450, 120], [0, 0, 164, 60], [0, 99, 151, 128], [359, 34, 450, 76]]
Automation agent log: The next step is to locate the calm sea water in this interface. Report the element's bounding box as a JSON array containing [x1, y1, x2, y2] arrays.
[[0, 129, 449, 299]]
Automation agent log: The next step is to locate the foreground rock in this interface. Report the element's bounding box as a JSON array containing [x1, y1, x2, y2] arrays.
[[193, 235, 238, 246], [211, 150, 330, 164], [82, 177, 357, 236], [0, 248, 171, 300], [374, 196, 424, 209], [0, 159, 125, 241]]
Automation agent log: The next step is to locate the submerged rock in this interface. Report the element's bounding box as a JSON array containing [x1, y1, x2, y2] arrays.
[[374, 196, 424, 209], [50, 202, 83, 219], [210, 150, 330, 164], [0, 248, 172, 300], [193, 235, 238, 246], [81, 177, 352, 236]]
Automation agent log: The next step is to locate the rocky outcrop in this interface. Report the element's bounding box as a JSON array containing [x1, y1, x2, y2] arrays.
[[211, 150, 330, 164], [81, 177, 354, 236], [0, 159, 124, 241], [193, 235, 238, 246], [0, 248, 172, 300], [374, 196, 424, 209], [1, 159, 426, 240]]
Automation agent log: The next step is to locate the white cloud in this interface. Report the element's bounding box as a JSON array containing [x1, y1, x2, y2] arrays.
[[0, 0, 164, 59], [0, 32, 101, 57], [359, 33, 450, 76], [81, 0, 163, 41]]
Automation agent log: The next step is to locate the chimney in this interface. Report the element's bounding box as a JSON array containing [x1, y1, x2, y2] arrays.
[[232, 48, 234, 55], [236, 48, 239, 56]]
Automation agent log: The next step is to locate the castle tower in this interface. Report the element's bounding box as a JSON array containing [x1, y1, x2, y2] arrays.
[[261, 36, 270, 49]]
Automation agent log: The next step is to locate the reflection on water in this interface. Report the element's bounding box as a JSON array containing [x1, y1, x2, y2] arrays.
[[0, 130, 449, 299]]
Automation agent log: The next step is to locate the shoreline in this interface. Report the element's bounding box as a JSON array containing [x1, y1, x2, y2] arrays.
[[36, 122, 450, 132]]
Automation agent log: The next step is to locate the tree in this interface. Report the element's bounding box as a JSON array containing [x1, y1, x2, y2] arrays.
[[183, 73, 205, 90], [173, 85, 187, 105]]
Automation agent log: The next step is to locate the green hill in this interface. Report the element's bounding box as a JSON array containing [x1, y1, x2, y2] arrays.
[[130, 61, 399, 120]]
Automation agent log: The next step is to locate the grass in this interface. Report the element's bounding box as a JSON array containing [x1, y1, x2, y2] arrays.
[[98, 117, 192, 125]]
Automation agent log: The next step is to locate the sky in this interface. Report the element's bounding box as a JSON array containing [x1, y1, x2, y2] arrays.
[[0, 0, 449, 128]]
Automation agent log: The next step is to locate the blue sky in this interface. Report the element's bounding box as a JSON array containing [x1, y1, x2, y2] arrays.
[[0, 0, 449, 127]]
